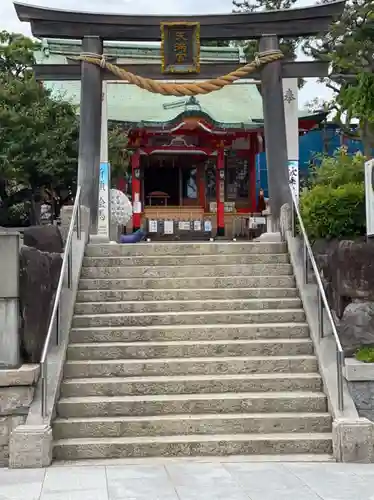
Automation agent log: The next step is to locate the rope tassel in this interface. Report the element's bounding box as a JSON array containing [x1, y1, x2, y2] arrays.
[[72, 50, 284, 97]]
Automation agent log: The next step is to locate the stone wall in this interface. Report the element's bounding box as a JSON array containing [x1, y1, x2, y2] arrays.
[[0, 365, 39, 466], [348, 381, 374, 421]]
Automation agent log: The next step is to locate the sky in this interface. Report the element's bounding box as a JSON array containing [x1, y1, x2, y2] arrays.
[[1, 0, 333, 107]]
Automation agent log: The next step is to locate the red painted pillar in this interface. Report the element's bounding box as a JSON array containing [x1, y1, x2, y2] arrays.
[[249, 134, 257, 213], [216, 147, 225, 237], [131, 149, 141, 232]]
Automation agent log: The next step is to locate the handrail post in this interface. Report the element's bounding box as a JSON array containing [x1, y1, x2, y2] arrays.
[[77, 201, 81, 240], [55, 303, 60, 345], [41, 361, 47, 419], [318, 290, 324, 339], [67, 242, 73, 289], [303, 240, 308, 284], [337, 349, 345, 412]]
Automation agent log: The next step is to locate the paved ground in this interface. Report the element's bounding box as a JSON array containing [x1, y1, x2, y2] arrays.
[[1, 458, 374, 500]]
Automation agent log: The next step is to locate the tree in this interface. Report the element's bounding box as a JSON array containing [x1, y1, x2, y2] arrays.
[[0, 30, 130, 225], [303, 0, 374, 156], [108, 124, 130, 185], [232, 0, 301, 62], [0, 31, 79, 224]]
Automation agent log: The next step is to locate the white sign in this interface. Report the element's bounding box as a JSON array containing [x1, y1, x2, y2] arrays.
[[204, 220, 212, 232], [164, 220, 174, 234], [178, 221, 191, 231], [288, 160, 300, 203], [365, 159, 374, 237], [97, 162, 110, 238], [149, 220, 158, 233], [133, 201, 142, 214], [193, 220, 201, 231], [283, 78, 299, 203]]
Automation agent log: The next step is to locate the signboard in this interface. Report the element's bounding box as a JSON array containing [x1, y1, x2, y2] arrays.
[[283, 78, 299, 204], [149, 220, 158, 233], [98, 162, 110, 239], [164, 220, 174, 234], [161, 22, 200, 74], [365, 159, 374, 237]]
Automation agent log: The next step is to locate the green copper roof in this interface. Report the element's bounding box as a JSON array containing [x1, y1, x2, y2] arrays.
[[36, 39, 316, 128], [44, 80, 265, 127]]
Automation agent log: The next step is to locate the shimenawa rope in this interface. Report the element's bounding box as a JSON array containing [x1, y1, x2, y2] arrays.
[[72, 49, 284, 97]]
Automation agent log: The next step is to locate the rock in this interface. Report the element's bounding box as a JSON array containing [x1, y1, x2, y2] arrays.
[[19, 246, 62, 363], [23, 225, 63, 253], [339, 301, 374, 356], [312, 239, 374, 319], [334, 240, 374, 301]]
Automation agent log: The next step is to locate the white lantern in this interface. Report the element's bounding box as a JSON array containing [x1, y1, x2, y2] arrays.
[[110, 189, 133, 226]]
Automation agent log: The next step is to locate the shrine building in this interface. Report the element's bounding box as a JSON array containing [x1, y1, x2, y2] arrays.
[[36, 39, 325, 236]]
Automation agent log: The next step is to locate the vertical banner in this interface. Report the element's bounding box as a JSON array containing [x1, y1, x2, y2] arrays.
[[98, 161, 110, 239], [283, 78, 299, 203], [365, 159, 374, 238], [96, 81, 110, 241]]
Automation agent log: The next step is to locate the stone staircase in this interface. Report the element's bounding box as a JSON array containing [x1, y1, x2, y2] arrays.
[[53, 241, 332, 460]]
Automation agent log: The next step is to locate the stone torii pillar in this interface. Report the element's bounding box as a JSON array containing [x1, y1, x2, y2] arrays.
[[259, 34, 290, 230], [77, 36, 103, 234]]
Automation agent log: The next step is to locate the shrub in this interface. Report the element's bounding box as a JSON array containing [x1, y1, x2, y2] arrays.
[[309, 148, 365, 188], [300, 182, 365, 240], [356, 347, 374, 363]]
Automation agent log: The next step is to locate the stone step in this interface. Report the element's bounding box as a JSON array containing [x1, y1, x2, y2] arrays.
[[78, 275, 296, 290], [80, 263, 294, 279], [76, 287, 299, 303], [74, 298, 302, 315], [72, 309, 306, 328], [70, 323, 310, 344], [53, 412, 332, 440], [67, 338, 314, 361], [64, 355, 317, 378], [57, 391, 327, 418], [53, 433, 333, 460], [82, 253, 290, 267], [84, 242, 288, 257], [60, 373, 322, 398]]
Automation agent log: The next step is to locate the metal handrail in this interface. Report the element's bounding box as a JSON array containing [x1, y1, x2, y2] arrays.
[[290, 189, 345, 411], [40, 186, 82, 418]]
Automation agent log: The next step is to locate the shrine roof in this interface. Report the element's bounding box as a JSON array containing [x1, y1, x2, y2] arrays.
[[36, 39, 321, 130]]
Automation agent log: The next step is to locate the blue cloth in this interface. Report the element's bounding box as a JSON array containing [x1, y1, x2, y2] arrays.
[[119, 229, 145, 244]]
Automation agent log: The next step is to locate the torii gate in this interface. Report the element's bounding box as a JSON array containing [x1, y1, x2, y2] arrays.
[[14, 1, 345, 236]]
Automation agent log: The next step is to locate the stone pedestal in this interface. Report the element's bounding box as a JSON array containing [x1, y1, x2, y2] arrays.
[[0, 364, 39, 466], [333, 418, 374, 462], [0, 231, 20, 368], [9, 424, 52, 468]]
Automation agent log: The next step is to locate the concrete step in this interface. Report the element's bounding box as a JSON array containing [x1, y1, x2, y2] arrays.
[[74, 298, 302, 315], [67, 339, 314, 361], [56, 391, 328, 418], [53, 433, 333, 460], [76, 287, 299, 303], [64, 355, 318, 378], [82, 253, 290, 267], [80, 263, 293, 279], [84, 242, 288, 257], [72, 309, 306, 328], [70, 323, 310, 343], [78, 275, 296, 290], [60, 373, 322, 398], [53, 412, 332, 440]]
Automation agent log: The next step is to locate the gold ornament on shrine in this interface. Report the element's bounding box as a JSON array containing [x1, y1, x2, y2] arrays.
[[160, 21, 201, 74]]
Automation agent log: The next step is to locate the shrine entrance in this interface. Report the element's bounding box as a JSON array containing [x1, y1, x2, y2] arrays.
[[14, 0, 345, 240]]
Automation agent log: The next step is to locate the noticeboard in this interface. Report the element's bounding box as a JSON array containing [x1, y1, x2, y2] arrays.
[[161, 21, 200, 74]]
